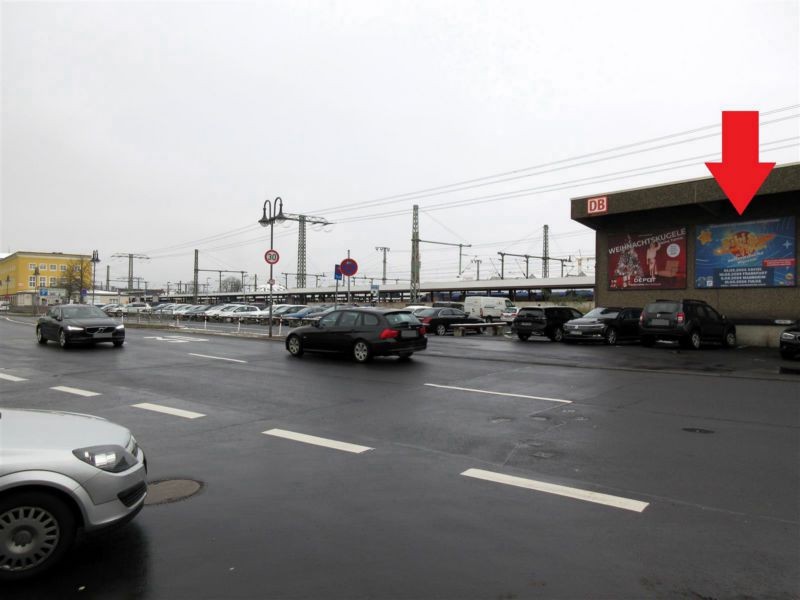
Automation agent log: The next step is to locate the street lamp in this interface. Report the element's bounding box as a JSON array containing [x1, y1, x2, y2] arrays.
[[90, 250, 100, 306], [258, 196, 285, 337], [33, 266, 41, 315]]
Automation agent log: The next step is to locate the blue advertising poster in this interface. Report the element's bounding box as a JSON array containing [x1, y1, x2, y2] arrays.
[[695, 217, 796, 288]]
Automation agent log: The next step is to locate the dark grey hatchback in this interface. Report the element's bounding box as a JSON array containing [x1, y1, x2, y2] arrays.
[[285, 308, 427, 362], [36, 304, 125, 348]]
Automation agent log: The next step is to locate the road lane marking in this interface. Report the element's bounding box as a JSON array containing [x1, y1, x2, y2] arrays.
[[424, 383, 572, 404], [0, 373, 28, 382], [51, 386, 101, 397], [263, 429, 373, 454], [3, 317, 35, 327], [132, 403, 206, 419], [461, 468, 649, 513], [188, 353, 247, 363]]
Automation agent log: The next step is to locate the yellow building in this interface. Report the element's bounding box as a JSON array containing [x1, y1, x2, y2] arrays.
[[0, 251, 93, 304]]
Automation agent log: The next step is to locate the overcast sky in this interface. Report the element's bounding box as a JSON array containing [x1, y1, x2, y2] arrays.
[[2, 0, 798, 290]]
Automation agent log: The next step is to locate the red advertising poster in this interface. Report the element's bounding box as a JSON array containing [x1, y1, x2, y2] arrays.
[[608, 227, 687, 290]]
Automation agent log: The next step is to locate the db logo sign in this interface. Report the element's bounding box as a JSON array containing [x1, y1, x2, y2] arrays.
[[587, 196, 608, 215]]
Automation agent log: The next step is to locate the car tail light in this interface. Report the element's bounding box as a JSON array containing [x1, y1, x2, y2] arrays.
[[419, 326, 427, 335], [421, 317, 432, 324], [676, 312, 685, 324], [379, 328, 400, 340]]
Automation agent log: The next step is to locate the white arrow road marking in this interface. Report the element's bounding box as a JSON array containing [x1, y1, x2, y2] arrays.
[[424, 383, 572, 404], [263, 429, 373, 454], [461, 468, 649, 513], [188, 353, 247, 363], [0, 373, 28, 382], [132, 403, 205, 419], [51, 386, 101, 397]]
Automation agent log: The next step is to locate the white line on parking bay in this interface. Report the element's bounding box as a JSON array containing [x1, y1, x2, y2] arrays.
[[0, 373, 28, 382], [132, 403, 206, 419], [424, 383, 572, 404], [51, 385, 101, 397], [461, 468, 649, 513], [263, 429, 373, 454], [188, 353, 247, 363]]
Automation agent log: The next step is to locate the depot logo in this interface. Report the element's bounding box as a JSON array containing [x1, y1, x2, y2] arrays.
[[587, 196, 608, 215]]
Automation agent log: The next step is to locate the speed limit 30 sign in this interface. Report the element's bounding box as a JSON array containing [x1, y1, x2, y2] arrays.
[[264, 249, 280, 265]]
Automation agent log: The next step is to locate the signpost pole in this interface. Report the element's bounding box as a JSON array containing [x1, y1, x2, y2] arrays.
[[347, 249, 351, 303], [269, 225, 274, 338]]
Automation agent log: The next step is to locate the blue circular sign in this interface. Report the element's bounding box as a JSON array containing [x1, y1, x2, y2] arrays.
[[340, 258, 358, 277]]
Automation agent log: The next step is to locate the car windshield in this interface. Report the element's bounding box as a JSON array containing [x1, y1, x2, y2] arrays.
[[61, 305, 108, 319], [518, 308, 543, 316], [647, 302, 680, 314], [385, 311, 421, 326], [584, 308, 620, 318], [416, 309, 439, 317]]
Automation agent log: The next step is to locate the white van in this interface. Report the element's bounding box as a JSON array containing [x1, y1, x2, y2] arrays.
[[464, 296, 514, 322]]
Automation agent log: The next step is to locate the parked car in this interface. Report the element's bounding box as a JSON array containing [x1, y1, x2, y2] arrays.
[[122, 302, 152, 315], [779, 325, 800, 359], [562, 307, 642, 344], [511, 306, 583, 342], [173, 304, 197, 316], [273, 305, 307, 317], [639, 299, 736, 349], [285, 308, 427, 363], [416, 307, 483, 336], [100, 303, 121, 315], [500, 306, 521, 323], [222, 305, 261, 321], [0, 409, 147, 580], [204, 304, 243, 319], [183, 304, 212, 320], [36, 304, 125, 348], [432, 301, 465, 311], [404, 305, 429, 314], [152, 303, 179, 314], [464, 296, 514, 322], [0, 301, 10, 312], [282, 306, 328, 320]]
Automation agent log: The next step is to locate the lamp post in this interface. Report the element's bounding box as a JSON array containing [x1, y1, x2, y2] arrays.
[[258, 197, 285, 337], [33, 266, 41, 314], [90, 250, 100, 306], [4, 275, 9, 301]]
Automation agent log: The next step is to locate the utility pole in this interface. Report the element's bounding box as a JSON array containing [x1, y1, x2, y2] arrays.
[[474, 258, 482, 281], [106, 265, 110, 290], [410, 205, 420, 303], [375, 247, 390, 284], [111, 253, 149, 295], [542, 224, 550, 278], [297, 215, 307, 288], [419, 239, 472, 278], [497, 252, 536, 279], [193, 249, 199, 303], [90, 250, 100, 305]]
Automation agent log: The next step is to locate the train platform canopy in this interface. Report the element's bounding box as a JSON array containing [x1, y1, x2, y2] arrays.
[[570, 162, 799, 345]]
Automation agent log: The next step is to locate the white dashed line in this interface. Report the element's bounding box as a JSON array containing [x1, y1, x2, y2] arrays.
[[0, 373, 28, 382], [424, 383, 572, 404], [3, 317, 35, 327], [263, 429, 373, 454], [461, 468, 649, 513], [132, 403, 206, 419], [51, 386, 101, 397], [188, 353, 247, 363]]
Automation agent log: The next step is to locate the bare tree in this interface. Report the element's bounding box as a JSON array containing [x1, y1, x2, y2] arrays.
[[60, 258, 93, 302], [221, 276, 242, 292]]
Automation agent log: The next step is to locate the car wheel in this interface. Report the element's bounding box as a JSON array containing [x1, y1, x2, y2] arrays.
[[352, 340, 372, 363], [722, 329, 736, 348], [286, 335, 303, 357], [36, 326, 47, 344], [113, 339, 124, 348], [604, 327, 618, 345], [58, 329, 70, 349], [517, 333, 530, 341], [0, 491, 77, 581], [484, 316, 493, 323], [688, 330, 702, 350], [641, 335, 655, 347], [435, 324, 447, 336], [398, 352, 413, 361], [552, 326, 564, 343]]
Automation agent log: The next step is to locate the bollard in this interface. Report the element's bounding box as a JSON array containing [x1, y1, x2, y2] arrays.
[[278, 318, 283, 336], [204, 316, 207, 330], [237, 318, 241, 333]]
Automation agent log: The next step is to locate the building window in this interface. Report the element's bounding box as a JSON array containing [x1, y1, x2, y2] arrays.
[[39, 276, 46, 287], [29, 276, 36, 287], [60, 277, 67, 285], [50, 264, 57, 271], [49, 277, 57, 286], [29, 263, 36, 270], [60, 265, 67, 271], [39, 263, 46, 270]]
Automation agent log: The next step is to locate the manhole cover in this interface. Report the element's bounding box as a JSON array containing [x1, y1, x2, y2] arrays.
[[682, 427, 714, 434], [145, 479, 203, 505]]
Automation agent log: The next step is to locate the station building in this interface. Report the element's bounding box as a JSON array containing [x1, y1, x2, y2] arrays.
[[571, 162, 799, 346], [0, 251, 93, 306]]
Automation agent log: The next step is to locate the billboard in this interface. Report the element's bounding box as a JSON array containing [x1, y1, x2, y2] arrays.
[[608, 227, 687, 290], [695, 217, 796, 288]]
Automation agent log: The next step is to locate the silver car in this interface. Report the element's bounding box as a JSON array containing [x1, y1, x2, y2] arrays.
[[0, 409, 147, 580]]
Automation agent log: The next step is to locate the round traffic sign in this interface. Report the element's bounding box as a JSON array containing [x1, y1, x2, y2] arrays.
[[340, 258, 358, 277], [268, 278, 275, 286], [264, 249, 280, 265]]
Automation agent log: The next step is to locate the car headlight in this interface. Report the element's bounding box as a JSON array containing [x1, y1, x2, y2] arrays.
[[72, 445, 136, 473], [115, 324, 125, 330], [66, 325, 84, 331], [781, 332, 796, 340]]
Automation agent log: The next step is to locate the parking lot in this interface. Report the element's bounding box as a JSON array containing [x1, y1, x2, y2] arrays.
[[1, 315, 798, 599]]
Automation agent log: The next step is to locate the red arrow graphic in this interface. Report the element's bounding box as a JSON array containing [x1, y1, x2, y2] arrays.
[[705, 111, 775, 215]]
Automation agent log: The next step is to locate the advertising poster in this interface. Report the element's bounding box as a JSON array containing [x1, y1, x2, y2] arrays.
[[608, 227, 687, 290], [695, 217, 796, 288]]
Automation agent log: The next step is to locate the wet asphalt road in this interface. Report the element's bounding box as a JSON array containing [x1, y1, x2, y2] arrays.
[[1, 316, 798, 599]]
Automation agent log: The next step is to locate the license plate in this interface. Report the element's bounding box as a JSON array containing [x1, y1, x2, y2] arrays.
[[93, 332, 113, 339], [651, 319, 669, 326], [519, 321, 532, 326], [570, 330, 582, 335], [401, 330, 418, 338]]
